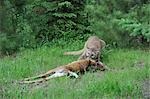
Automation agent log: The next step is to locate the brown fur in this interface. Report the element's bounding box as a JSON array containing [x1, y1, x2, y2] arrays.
[[20, 59, 105, 84]]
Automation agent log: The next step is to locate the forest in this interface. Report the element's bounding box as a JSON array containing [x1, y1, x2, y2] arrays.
[[0, 0, 150, 99]]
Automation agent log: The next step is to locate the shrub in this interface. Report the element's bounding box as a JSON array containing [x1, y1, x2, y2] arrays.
[[0, 0, 91, 54], [86, 0, 150, 47]]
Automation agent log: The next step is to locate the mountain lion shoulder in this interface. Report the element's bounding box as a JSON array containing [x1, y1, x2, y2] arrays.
[[64, 36, 106, 61]]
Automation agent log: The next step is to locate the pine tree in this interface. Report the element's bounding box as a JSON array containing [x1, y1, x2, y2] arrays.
[[27, 0, 91, 44]]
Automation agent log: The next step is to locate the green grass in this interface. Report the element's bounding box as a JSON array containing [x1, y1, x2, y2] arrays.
[[0, 46, 149, 99]]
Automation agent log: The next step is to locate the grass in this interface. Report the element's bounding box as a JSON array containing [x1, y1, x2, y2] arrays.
[[0, 46, 149, 99]]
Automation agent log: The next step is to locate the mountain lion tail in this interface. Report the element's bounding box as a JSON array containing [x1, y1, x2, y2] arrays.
[[64, 49, 84, 55]]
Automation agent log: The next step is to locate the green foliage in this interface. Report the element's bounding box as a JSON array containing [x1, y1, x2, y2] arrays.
[[0, 33, 18, 55], [118, 18, 150, 41], [86, 0, 150, 47], [0, 0, 90, 54], [24, 0, 90, 43], [1, 0, 150, 54], [117, 3, 150, 42]]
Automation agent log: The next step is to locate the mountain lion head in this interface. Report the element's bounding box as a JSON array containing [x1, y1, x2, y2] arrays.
[[85, 48, 99, 59]]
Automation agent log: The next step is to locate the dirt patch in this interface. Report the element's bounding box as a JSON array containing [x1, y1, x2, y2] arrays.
[[0, 86, 5, 98], [142, 79, 150, 99], [0, 82, 10, 99], [133, 60, 145, 68]]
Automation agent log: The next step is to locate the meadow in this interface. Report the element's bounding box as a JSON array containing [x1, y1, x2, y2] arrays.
[[0, 45, 149, 99]]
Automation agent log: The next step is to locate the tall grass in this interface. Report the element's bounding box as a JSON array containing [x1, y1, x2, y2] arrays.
[[0, 46, 149, 99]]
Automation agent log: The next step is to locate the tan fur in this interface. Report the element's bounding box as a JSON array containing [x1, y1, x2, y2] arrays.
[[20, 59, 105, 84], [64, 36, 106, 61]]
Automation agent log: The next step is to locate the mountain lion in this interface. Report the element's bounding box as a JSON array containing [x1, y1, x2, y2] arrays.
[[64, 36, 106, 62]]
